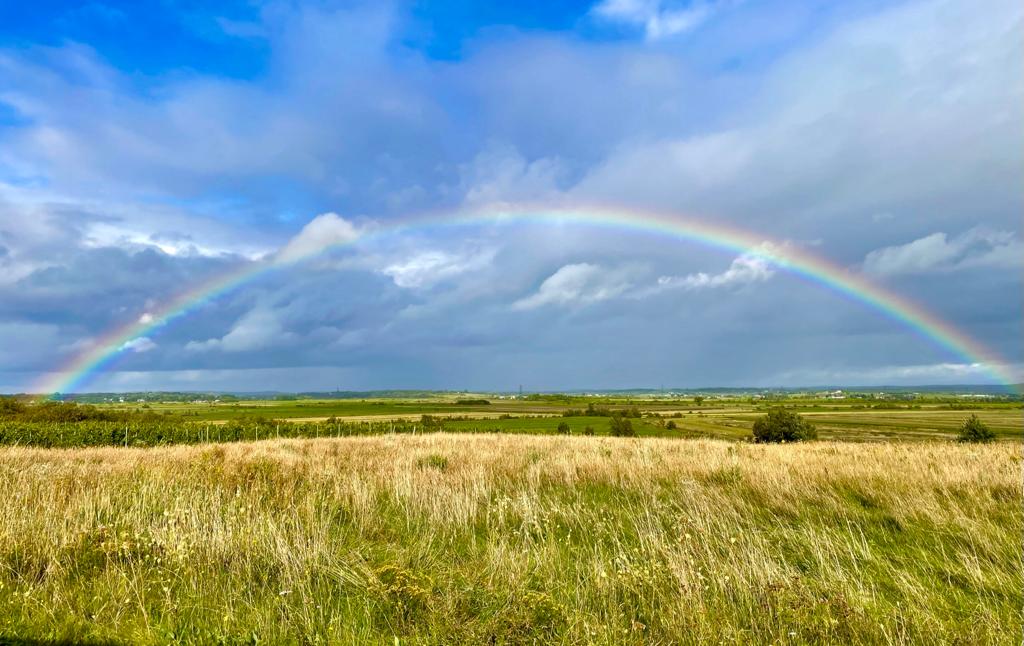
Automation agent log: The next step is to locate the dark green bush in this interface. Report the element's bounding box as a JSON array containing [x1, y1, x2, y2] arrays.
[[556, 422, 571, 435], [957, 414, 995, 443], [609, 413, 636, 437], [751, 408, 817, 443]]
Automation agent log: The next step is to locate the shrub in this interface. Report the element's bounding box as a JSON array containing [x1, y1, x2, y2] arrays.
[[583, 426, 595, 436], [0, 397, 26, 416], [609, 413, 636, 437], [556, 422, 571, 435], [957, 414, 995, 443], [420, 414, 444, 429], [666, 420, 677, 430], [751, 408, 817, 443]]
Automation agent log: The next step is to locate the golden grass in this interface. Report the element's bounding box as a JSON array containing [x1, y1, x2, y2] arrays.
[[0, 434, 1020, 644]]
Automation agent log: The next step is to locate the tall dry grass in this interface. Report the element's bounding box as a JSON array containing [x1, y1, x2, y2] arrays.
[[0, 434, 1019, 644]]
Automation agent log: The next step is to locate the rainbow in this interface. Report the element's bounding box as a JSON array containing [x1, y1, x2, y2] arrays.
[[34, 204, 1019, 395]]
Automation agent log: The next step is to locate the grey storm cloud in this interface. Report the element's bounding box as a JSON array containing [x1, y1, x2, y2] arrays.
[[0, 0, 1021, 391]]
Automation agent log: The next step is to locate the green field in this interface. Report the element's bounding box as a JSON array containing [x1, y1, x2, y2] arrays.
[[89, 394, 1024, 443]]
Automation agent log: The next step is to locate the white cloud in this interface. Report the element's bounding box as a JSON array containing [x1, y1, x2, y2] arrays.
[[512, 263, 633, 310], [592, 0, 720, 41], [650, 244, 779, 293], [656, 252, 774, 291], [120, 336, 156, 353], [863, 228, 1023, 276], [275, 212, 362, 264], [459, 144, 567, 206], [186, 308, 293, 353], [82, 222, 254, 258], [0, 181, 275, 270], [381, 249, 495, 289]]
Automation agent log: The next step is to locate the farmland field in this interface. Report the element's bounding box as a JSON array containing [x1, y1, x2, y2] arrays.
[[73, 394, 1024, 443], [0, 434, 1019, 644]]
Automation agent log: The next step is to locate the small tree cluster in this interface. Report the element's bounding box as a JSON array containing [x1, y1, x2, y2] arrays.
[[751, 408, 816, 443], [562, 404, 642, 418], [956, 414, 995, 443], [419, 414, 444, 430], [556, 421, 571, 435], [609, 413, 637, 437], [0, 397, 26, 416]]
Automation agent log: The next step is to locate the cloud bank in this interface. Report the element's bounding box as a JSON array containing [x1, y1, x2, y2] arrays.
[[0, 0, 1020, 391]]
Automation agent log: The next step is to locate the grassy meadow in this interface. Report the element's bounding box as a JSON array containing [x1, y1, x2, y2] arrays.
[[0, 433, 1021, 644], [0, 394, 1020, 643]]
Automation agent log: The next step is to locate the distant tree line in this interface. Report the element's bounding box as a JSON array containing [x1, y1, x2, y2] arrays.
[[562, 403, 642, 419], [0, 399, 165, 424]]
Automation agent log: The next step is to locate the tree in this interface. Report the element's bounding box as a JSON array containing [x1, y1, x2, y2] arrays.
[[694, 396, 705, 407], [751, 408, 816, 443], [609, 413, 636, 437], [556, 421, 571, 435], [957, 414, 995, 443], [583, 426, 595, 436], [666, 420, 677, 430]]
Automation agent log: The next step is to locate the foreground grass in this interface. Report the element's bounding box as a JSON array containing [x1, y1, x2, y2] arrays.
[[0, 435, 1019, 644]]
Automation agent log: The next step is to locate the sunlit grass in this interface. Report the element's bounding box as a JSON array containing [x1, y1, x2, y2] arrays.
[[0, 435, 1019, 643]]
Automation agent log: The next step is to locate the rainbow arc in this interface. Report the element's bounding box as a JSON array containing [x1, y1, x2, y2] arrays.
[[34, 205, 1019, 395]]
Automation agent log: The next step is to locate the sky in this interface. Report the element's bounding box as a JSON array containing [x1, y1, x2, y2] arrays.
[[0, 0, 1021, 393]]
